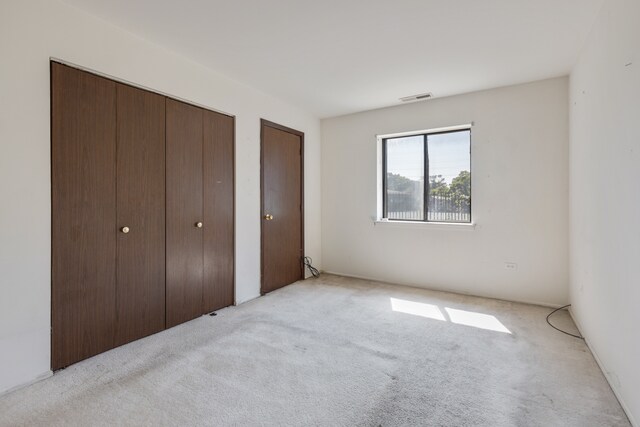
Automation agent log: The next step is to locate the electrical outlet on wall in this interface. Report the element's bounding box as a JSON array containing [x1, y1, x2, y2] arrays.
[[504, 262, 518, 270]]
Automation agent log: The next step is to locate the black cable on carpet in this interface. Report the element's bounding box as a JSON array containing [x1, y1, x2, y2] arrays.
[[303, 256, 320, 278], [546, 304, 584, 339]]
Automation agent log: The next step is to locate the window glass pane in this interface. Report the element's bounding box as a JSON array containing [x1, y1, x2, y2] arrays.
[[386, 136, 424, 220], [427, 131, 471, 222]]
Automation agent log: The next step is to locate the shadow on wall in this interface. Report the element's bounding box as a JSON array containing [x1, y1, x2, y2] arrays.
[[390, 298, 512, 334]]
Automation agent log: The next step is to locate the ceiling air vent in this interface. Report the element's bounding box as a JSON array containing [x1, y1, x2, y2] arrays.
[[399, 93, 433, 102]]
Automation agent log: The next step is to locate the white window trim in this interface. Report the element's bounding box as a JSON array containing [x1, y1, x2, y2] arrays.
[[372, 218, 476, 230], [376, 123, 474, 227]]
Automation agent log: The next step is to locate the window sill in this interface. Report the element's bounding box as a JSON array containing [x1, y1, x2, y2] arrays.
[[373, 219, 476, 230]]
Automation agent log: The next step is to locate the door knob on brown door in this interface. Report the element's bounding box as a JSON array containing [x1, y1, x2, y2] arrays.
[[264, 214, 273, 220], [195, 221, 203, 228], [121, 226, 130, 234]]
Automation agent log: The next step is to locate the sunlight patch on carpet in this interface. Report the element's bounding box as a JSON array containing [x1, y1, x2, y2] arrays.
[[445, 307, 511, 334], [390, 298, 511, 334], [390, 298, 446, 321]]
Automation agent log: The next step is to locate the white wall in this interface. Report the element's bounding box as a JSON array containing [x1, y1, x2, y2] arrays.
[[569, 0, 640, 423], [322, 78, 569, 307], [0, 0, 321, 394]]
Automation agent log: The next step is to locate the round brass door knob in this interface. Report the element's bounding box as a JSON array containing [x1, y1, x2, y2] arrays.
[[264, 214, 273, 220], [195, 222, 203, 228], [121, 226, 130, 234]]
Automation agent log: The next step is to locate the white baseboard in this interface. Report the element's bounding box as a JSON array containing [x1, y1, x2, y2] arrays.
[[321, 270, 564, 308], [569, 308, 636, 427], [235, 293, 261, 305], [0, 370, 53, 398]]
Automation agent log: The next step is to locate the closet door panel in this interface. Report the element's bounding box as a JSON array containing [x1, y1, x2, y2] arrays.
[[115, 84, 166, 345], [51, 63, 117, 370], [203, 111, 235, 312], [166, 99, 204, 327]]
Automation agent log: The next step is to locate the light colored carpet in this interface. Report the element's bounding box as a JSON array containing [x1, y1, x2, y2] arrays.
[[0, 274, 629, 426]]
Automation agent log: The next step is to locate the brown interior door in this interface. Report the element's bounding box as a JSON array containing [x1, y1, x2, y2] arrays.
[[115, 83, 166, 345], [166, 99, 204, 328], [51, 63, 117, 369], [260, 120, 304, 294], [203, 110, 235, 312]]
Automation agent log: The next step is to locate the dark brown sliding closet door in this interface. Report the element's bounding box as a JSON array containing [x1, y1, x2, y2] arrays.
[[115, 83, 166, 345], [51, 63, 117, 370], [166, 99, 204, 328], [203, 111, 235, 312], [52, 61, 236, 369]]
